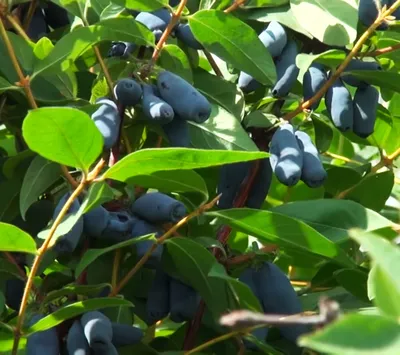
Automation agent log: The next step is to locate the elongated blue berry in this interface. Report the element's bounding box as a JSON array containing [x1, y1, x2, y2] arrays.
[[169, 278, 200, 323], [101, 211, 134, 242], [157, 71, 211, 123], [146, 269, 170, 325], [80, 311, 113, 347], [142, 84, 174, 124], [108, 42, 136, 58], [52, 192, 83, 254], [353, 85, 379, 138], [92, 98, 120, 150], [131, 192, 186, 223], [67, 320, 90, 355], [84, 205, 109, 238], [27, 314, 59, 355], [270, 123, 303, 186], [162, 117, 191, 147], [43, 2, 70, 29], [111, 323, 144, 347], [253, 262, 310, 343], [295, 131, 327, 188], [5, 277, 25, 310], [175, 23, 203, 50], [217, 162, 252, 209], [245, 158, 273, 209], [342, 59, 381, 88], [272, 40, 299, 97], [325, 77, 353, 131], [114, 78, 142, 107], [136, 9, 172, 32], [303, 63, 327, 109]]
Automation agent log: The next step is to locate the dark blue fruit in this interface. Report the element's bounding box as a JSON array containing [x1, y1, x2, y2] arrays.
[[108, 42, 136, 58], [162, 117, 191, 147], [353, 85, 379, 138], [91, 342, 119, 355], [136, 9, 172, 32], [92, 98, 120, 150], [26, 7, 49, 41], [272, 40, 299, 97], [295, 131, 327, 188], [325, 77, 354, 132], [146, 269, 170, 325], [157, 71, 211, 123], [80, 311, 113, 347], [342, 59, 381, 88], [245, 158, 273, 209], [131, 192, 186, 223], [169, 278, 200, 323], [131, 218, 163, 268], [270, 123, 303, 186], [142, 84, 174, 124], [43, 2, 70, 29], [101, 211, 134, 242], [52, 192, 84, 254], [83, 205, 110, 238], [153, 29, 163, 43], [114, 78, 143, 107], [217, 162, 252, 209], [67, 320, 90, 355], [239, 268, 269, 350], [303, 63, 327, 110], [358, 0, 389, 30], [111, 323, 144, 347], [5, 277, 25, 310], [253, 262, 310, 343], [260, 21, 287, 58], [175, 23, 203, 50], [27, 314, 59, 355], [169, 0, 180, 5], [238, 21, 287, 93]]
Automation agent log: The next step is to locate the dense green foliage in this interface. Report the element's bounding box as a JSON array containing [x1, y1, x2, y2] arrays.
[[0, 0, 400, 354]]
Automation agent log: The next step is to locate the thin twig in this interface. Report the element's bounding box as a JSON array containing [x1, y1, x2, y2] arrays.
[[282, 0, 400, 121], [111, 249, 121, 289], [203, 49, 224, 78], [110, 195, 221, 296], [60, 165, 79, 189], [6, 14, 30, 42], [22, 0, 38, 31], [224, 245, 278, 267], [364, 42, 400, 57], [0, 16, 37, 109], [224, 0, 247, 13]]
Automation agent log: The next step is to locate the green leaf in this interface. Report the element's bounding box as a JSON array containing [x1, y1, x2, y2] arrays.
[[25, 298, 133, 334], [163, 237, 221, 315], [342, 70, 400, 93], [0, 77, 20, 94], [82, 181, 116, 214], [243, 0, 289, 8], [271, 199, 393, 244], [110, 0, 168, 11], [51, 0, 86, 19], [22, 107, 103, 172], [334, 269, 369, 302], [19, 156, 61, 220], [43, 283, 111, 304], [207, 209, 354, 267], [33, 18, 154, 76], [349, 230, 400, 311], [299, 314, 400, 355], [104, 148, 268, 182], [159, 44, 193, 84], [0, 223, 37, 254], [189, 105, 258, 151], [189, 10, 276, 85], [75, 234, 155, 278], [371, 265, 400, 319], [290, 0, 358, 46], [128, 170, 209, 204], [193, 68, 245, 119]]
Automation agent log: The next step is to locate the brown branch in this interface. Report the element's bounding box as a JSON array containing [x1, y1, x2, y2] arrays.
[[22, 0, 38, 31], [224, 0, 247, 13], [5, 14, 30, 42], [203, 49, 224, 78], [364, 42, 400, 57], [224, 245, 279, 267], [60, 165, 79, 189], [282, 1, 400, 121]]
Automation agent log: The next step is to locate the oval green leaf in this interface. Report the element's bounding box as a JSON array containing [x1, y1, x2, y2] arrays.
[[189, 10, 276, 85], [22, 107, 103, 172], [0, 222, 37, 254]]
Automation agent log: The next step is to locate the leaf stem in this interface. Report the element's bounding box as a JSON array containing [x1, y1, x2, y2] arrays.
[[282, 0, 400, 121], [22, 0, 38, 31], [60, 165, 79, 189], [224, 0, 247, 13], [111, 249, 121, 289], [5, 14, 30, 42], [0, 15, 37, 109], [203, 49, 224, 78], [364, 42, 400, 57], [110, 194, 220, 296]]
